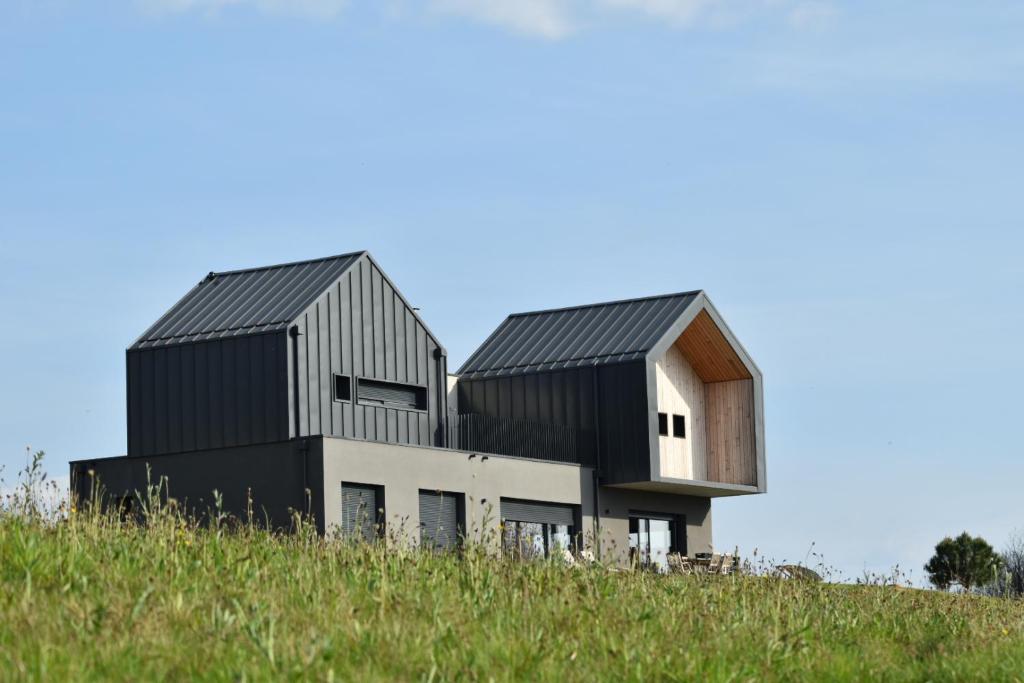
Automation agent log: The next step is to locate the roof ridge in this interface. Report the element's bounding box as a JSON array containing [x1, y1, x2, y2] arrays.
[[460, 348, 650, 375], [507, 290, 702, 319], [207, 250, 367, 279]]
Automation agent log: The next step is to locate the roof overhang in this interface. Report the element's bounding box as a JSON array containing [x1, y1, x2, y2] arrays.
[[611, 478, 760, 498]]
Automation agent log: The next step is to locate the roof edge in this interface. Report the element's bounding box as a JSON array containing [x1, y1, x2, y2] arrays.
[[208, 250, 368, 278], [506, 290, 703, 319]]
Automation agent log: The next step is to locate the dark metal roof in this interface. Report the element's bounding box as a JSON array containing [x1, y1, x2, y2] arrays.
[[131, 251, 365, 349], [457, 291, 701, 378]]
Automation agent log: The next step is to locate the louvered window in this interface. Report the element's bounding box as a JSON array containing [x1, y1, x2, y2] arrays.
[[419, 490, 462, 551], [341, 483, 382, 541], [358, 378, 427, 410]]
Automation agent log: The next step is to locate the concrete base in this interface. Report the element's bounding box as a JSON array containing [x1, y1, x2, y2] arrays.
[[71, 436, 714, 566]]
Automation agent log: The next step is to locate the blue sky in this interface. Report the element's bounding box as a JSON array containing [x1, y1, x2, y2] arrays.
[[1, 0, 1022, 581]]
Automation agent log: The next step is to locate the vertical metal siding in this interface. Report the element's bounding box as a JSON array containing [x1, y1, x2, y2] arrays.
[[289, 255, 446, 448], [127, 332, 289, 457], [455, 361, 649, 479]]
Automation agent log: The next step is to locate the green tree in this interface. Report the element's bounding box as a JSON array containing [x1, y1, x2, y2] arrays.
[[925, 532, 1002, 592]]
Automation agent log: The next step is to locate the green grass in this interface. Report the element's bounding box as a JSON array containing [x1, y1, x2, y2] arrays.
[[2, 497, 1024, 683]]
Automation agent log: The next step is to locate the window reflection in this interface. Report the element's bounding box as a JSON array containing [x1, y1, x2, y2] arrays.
[[629, 516, 677, 572], [502, 521, 574, 559]]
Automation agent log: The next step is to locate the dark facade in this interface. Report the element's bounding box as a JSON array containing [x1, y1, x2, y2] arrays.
[[455, 293, 701, 485], [455, 362, 650, 482], [127, 252, 447, 458]]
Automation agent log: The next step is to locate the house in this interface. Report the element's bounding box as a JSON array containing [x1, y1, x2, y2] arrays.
[[72, 250, 765, 569]]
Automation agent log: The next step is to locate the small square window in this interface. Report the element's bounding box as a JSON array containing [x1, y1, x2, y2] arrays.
[[673, 414, 686, 439], [657, 412, 669, 436], [334, 374, 351, 402]]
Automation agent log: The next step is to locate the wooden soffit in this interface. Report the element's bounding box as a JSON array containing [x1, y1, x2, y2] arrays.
[[674, 309, 753, 383]]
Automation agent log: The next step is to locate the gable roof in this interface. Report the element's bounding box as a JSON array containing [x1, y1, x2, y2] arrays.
[[457, 291, 701, 379], [131, 251, 365, 349]]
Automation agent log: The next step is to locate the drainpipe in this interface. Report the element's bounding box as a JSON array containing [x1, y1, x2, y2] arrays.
[[290, 325, 309, 520], [289, 325, 303, 440], [592, 366, 602, 561]]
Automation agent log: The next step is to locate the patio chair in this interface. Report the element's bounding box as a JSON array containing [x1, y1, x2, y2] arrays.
[[719, 554, 734, 576], [667, 553, 693, 575], [708, 552, 722, 575]]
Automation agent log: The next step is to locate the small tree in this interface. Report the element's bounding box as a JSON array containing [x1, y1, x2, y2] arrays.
[[925, 532, 1002, 592]]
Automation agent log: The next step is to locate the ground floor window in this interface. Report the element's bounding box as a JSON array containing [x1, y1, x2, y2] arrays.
[[629, 514, 682, 572], [499, 498, 578, 560], [341, 482, 384, 541], [501, 521, 574, 559], [419, 489, 464, 551]]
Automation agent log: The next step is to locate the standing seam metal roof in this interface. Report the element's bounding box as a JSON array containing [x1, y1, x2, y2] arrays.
[[131, 252, 365, 349], [456, 291, 700, 378]]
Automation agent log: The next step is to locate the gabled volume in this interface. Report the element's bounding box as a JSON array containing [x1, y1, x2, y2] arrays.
[[127, 251, 447, 457], [288, 252, 447, 448]]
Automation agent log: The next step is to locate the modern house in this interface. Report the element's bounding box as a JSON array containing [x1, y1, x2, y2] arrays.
[[72, 251, 765, 569]]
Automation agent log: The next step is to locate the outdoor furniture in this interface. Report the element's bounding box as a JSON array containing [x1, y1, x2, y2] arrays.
[[719, 554, 734, 575], [668, 554, 693, 575]]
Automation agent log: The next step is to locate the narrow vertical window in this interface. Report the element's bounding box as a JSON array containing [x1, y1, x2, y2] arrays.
[[334, 374, 351, 401], [657, 412, 669, 436], [673, 414, 685, 439]]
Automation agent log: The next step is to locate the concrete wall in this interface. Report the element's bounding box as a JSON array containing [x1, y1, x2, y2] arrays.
[[320, 437, 713, 564], [596, 487, 712, 565], [72, 437, 714, 566], [321, 437, 591, 548]]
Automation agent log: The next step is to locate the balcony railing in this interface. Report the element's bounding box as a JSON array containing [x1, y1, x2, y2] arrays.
[[445, 413, 580, 465]]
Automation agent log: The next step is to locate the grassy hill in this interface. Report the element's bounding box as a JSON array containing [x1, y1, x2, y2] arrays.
[[2, 500, 1023, 681]]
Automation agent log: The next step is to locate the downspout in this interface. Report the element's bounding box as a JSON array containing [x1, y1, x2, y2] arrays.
[[289, 325, 309, 519], [289, 325, 302, 440], [591, 366, 602, 561]]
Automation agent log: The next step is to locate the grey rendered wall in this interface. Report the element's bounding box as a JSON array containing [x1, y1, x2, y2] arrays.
[[319, 437, 712, 565], [290, 255, 448, 448], [320, 437, 591, 548], [596, 487, 712, 565], [127, 332, 290, 457], [455, 361, 650, 483], [71, 440, 319, 532]]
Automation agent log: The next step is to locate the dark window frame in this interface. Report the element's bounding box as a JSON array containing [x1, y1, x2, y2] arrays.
[[334, 374, 352, 402], [657, 412, 669, 436], [672, 414, 686, 439], [628, 511, 687, 567], [356, 376, 429, 412]]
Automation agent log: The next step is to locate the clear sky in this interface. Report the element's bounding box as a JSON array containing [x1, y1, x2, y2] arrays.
[[2, 0, 1022, 581]]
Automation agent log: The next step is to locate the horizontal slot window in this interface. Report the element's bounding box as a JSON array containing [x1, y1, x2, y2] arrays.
[[358, 378, 428, 411]]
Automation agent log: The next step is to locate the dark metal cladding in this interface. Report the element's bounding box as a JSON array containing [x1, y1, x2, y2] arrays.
[[454, 292, 704, 483], [127, 251, 447, 457], [457, 291, 700, 378]]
